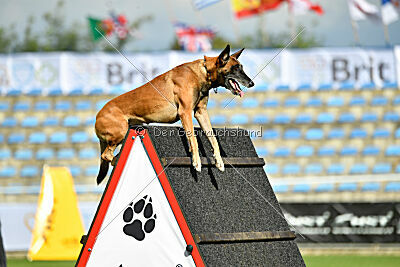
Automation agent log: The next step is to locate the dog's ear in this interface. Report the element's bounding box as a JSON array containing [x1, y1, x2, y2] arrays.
[[232, 48, 244, 59], [217, 44, 230, 66]]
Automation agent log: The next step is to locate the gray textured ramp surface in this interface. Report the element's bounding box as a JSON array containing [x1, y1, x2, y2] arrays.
[[144, 125, 305, 267]]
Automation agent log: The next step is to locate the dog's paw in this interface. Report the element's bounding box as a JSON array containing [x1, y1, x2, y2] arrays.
[[122, 195, 156, 241], [215, 156, 225, 172], [192, 156, 202, 172]]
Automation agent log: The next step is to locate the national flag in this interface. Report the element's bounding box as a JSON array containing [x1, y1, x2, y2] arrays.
[[173, 22, 216, 52], [192, 0, 222, 10], [88, 17, 107, 41], [288, 0, 324, 16], [231, 0, 284, 19], [347, 0, 380, 21], [381, 0, 400, 25]]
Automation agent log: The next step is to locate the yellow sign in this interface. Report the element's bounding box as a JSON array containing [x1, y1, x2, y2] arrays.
[[28, 166, 84, 261]]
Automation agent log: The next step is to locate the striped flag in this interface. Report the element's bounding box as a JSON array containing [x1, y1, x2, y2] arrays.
[[288, 0, 324, 16], [382, 0, 400, 25], [173, 22, 216, 52], [231, 0, 284, 19], [347, 0, 380, 21], [192, 0, 222, 10]]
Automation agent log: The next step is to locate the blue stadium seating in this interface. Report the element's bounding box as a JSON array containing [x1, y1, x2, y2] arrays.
[[263, 129, 279, 140], [43, 117, 59, 127], [373, 163, 391, 174], [361, 182, 380, 192], [283, 163, 300, 175], [318, 146, 335, 156], [63, 116, 81, 127], [350, 128, 367, 138], [383, 112, 399, 122], [317, 113, 334, 123], [210, 115, 227, 125], [306, 128, 323, 140], [373, 128, 390, 138], [328, 128, 345, 139], [341, 146, 357, 156], [20, 166, 39, 177], [350, 163, 368, 174], [49, 132, 68, 144], [293, 184, 311, 193], [255, 147, 268, 157], [34, 101, 51, 111], [264, 164, 278, 175], [327, 163, 345, 175], [306, 97, 322, 107], [6, 88, 22, 96], [252, 114, 269, 124], [362, 146, 380, 156], [284, 97, 301, 107], [57, 148, 75, 160], [397, 165, 400, 173], [85, 117, 96, 126], [305, 163, 323, 174], [85, 165, 99, 176], [89, 88, 104, 95], [272, 184, 288, 193], [206, 99, 217, 109], [339, 82, 354, 90], [36, 148, 55, 160], [349, 96, 366, 106], [79, 148, 97, 159], [0, 166, 16, 177], [361, 112, 378, 122], [2, 117, 17, 127], [71, 131, 89, 143], [0, 101, 9, 111], [284, 129, 301, 139], [297, 84, 312, 91], [295, 113, 312, 124], [27, 88, 42, 96], [371, 96, 388, 106], [315, 183, 334, 192], [15, 149, 33, 160], [69, 88, 83, 96], [361, 82, 375, 90], [29, 132, 46, 144], [263, 99, 279, 108], [327, 97, 344, 107], [21, 117, 39, 128], [242, 98, 258, 108], [69, 166, 82, 177], [339, 113, 355, 123], [254, 84, 268, 92], [276, 85, 290, 91], [318, 84, 332, 91], [396, 128, 400, 138], [231, 114, 249, 124], [0, 148, 11, 159], [14, 101, 30, 112], [274, 114, 290, 124], [55, 100, 71, 111], [386, 145, 400, 156], [393, 95, 400, 105], [385, 182, 400, 192], [8, 133, 25, 144], [295, 146, 314, 157], [338, 183, 357, 192], [0, 134, 3, 143], [75, 101, 92, 111], [274, 147, 290, 157], [220, 98, 237, 108], [48, 88, 63, 96]]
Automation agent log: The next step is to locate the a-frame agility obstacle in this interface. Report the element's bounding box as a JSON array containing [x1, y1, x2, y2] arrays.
[[76, 126, 305, 266]]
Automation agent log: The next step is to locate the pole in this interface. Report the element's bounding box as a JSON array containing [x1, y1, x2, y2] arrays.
[[383, 23, 390, 46], [350, 19, 360, 46], [259, 13, 270, 47]]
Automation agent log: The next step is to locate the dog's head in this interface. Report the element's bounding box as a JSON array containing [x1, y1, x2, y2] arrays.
[[205, 44, 254, 97]]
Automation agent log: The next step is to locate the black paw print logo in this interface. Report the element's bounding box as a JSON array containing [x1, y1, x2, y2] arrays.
[[123, 195, 156, 241]]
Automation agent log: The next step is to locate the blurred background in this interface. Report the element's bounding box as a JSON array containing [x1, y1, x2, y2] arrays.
[[1, 0, 400, 266]]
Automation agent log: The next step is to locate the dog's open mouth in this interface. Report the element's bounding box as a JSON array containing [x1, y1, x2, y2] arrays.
[[228, 78, 244, 97]]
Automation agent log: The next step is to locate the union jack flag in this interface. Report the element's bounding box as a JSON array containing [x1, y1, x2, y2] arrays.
[[173, 22, 216, 52]]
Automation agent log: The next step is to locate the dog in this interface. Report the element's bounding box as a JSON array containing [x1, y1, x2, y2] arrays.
[[95, 44, 254, 184]]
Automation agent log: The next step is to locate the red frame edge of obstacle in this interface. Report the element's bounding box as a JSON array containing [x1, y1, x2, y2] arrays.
[[76, 129, 205, 267]]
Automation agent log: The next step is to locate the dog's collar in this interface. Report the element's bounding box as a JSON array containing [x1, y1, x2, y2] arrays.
[[203, 59, 218, 94]]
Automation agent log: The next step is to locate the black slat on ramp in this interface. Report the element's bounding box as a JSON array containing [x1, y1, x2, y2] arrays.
[[144, 125, 305, 267]]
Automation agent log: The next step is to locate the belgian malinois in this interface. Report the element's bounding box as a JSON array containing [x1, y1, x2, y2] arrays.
[[95, 44, 254, 184]]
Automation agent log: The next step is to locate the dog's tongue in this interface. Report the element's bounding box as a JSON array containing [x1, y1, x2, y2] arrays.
[[239, 90, 244, 98]]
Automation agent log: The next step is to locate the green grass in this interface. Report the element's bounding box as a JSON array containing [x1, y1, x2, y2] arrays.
[[303, 255, 400, 267], [7, 259, 75, 267]]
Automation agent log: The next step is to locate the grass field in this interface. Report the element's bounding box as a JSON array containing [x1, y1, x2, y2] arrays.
[[7, 256, 400, 266]]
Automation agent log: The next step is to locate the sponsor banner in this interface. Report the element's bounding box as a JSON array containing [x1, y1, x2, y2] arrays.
[[281, 203, 400, 243]]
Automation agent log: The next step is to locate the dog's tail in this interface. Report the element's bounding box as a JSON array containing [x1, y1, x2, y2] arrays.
[[97, 139, 109, 185]]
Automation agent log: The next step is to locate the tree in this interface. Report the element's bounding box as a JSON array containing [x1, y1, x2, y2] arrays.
[[0, 24, 17, 53]]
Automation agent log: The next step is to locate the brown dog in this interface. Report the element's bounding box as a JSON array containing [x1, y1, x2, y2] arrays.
[[95, 44, 254, 184]]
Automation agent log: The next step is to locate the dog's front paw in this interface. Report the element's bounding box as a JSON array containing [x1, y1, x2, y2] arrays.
[[214, 155, 225, 172], [192, 155, 202, 172]]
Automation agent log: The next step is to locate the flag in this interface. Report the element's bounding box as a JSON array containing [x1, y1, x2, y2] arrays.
[[173, 22, 216, 52], [347, 0, 380, 21], [88, 17, 106, 41], [110, 13, 129, 39], [382, 0, 400, 25], [231, 0, 284, 19], [288, 0, 324, 15], [192, 0, 222, 9]]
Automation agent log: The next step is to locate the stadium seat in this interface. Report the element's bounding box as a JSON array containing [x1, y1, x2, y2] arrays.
[[274, 114, 290, 124], [317, 113, 334, 123], [327, 164, 344, 175], [79, 148, 97, 159], [350, 128, 367, 138], [371, 96, 388, 106], [0, 166, 16, 177], [15, 149, 33, 160], [327, 97, 344, 107], [350, 163, 368, 174], [48, 88, 63, 96], [42, 117, 59, 127], [386, 145, 400, 156], [49, 132, 68, 144], [63, 116, 81, 127], [274, 147, 290, 157], [21, 166, 39, 177], [284, 129, 301, 139], [85, 116, 96, 126], [36, 148, 55, 160], [255, 147, 268, 157], [340, 146, 357, 156], [89, 88, 104, 95], [373, 163, 391, 174], [262, 129, 280, 140], [272, 184, 288, 193], [69, 166, 82, 177], [315, 183, 334, 193], [362, 146, 380, 156], [252, 114, 269, 124], [6, 88, 22, 96], [397, 165, 400, 173], [295, 146, 314, 157], [1, 117, 17, 128], [25, 185, 41, 194], [293, 184, 311, 193], [328, 128, 345, 139], [361, 182, 380, 192], [57, 148, 75, 160], [75, 100, 92, 111], [220, 98, 237, 108], [305, 163, 323, 175], [210, 115, 227, 125], [373, 128, 390, 138], [318, 146, 335, 156], [349, 96, 366, 106], [0, 134, 3, 143], [55, 100, 71, 111], [71, 131, 89, 143], [361, 112, 378, 122], [34, 101, 51, 111], [396, 128, 400, 138], [306, 128, 324, 140], [242, 98, 259, 108], [338, 113, 355, 123], [14, 101, 30, 112], [393, 95, 400, 105], [283, 163, 300, 175], [27, 88, 42, 96], [295, 113, 312, 124], [297, 84, 312, 91], [306, 97, 322, 107], [317, 83, 332, 91], [69, 88, 83, 95], [339, 82, 354, 90], [29, 132, 46, 144], [263, 99, 279, 108], [276, 85, 290, 91], [383, 112, 399, 122], [360, 82, 375, 90], [254, 84, 268, 92], [284, 97, 300, 107], [8, 133, 25, 144], [385, 182, 400, 192], [338, 183, 357, 192], [0, 148, 11, 159], [85, 165, 99, 176], [264, 164, 279, 175], [0, 101, 9, 111], [21, 117, 39, 128], [206, 99, 217, 109], [230, 114, 249, 124]]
